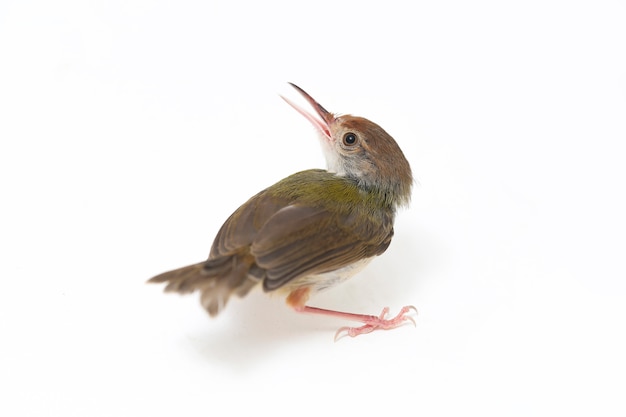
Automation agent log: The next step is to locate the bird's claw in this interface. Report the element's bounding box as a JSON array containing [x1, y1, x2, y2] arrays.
[[334, 305, 418, 341]]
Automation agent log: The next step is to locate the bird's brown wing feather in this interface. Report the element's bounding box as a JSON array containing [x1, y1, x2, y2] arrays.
[[208, 190, 291, 258], [251, 202, 393, 291]]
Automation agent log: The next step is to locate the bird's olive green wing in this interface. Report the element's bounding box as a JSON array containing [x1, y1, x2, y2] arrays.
[[208, 169, 339, 258], [208, 169, 395, 291], [251, 203, 394, 291]]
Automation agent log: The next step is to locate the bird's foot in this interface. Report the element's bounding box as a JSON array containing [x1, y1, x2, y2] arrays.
[[333, 306, 418, 341], [294, 304, 418, 340]]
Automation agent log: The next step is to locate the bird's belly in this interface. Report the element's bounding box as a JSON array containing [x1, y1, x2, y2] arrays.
[[285, 257, 374, 294]]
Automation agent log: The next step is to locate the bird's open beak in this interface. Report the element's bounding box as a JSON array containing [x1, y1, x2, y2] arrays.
[[281, 83, 334, 142]]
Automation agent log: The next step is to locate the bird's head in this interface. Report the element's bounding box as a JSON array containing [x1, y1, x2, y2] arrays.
[[281, 83, 412, 207]]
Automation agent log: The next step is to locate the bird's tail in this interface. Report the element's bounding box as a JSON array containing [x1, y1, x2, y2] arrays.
[[148, 257, 258, 317]]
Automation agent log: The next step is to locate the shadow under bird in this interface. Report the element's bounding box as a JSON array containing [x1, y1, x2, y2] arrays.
[[148, 83, 416, 339]]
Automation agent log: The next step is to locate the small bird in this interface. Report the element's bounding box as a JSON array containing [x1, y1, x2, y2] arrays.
[[148, 83, 416, 339]]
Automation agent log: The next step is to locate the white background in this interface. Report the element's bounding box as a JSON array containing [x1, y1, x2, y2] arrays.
[[1, 1, 625, 415]]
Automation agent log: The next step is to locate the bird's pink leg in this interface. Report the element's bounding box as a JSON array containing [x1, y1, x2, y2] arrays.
[[294, 305, 418, 341]]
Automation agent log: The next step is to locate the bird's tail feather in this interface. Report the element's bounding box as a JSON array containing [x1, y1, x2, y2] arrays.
[[148, 257, 258, 317]]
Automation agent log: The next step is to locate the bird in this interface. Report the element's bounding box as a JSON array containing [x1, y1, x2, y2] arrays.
[[148, 83, 416, 339]]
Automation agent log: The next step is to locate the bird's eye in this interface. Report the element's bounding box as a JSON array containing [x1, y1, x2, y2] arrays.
[[343, 132, 358, 146]]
